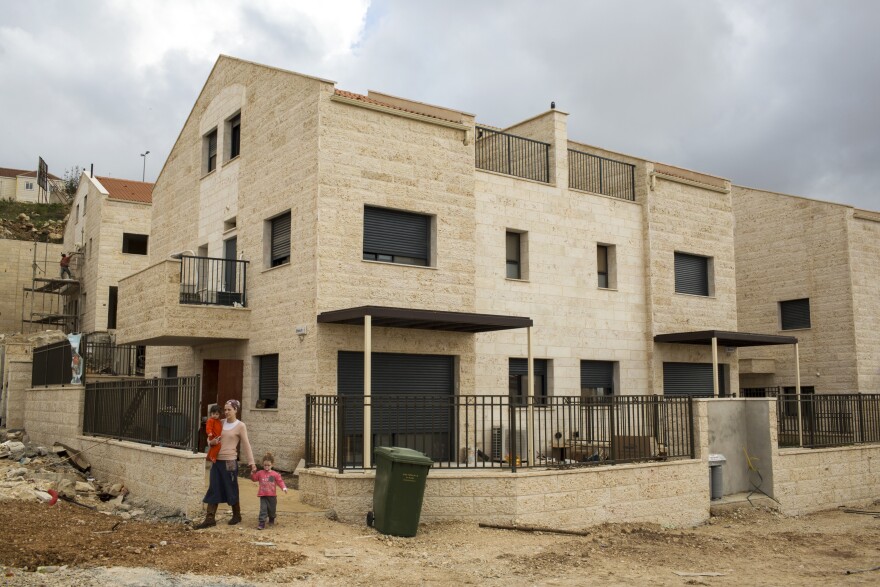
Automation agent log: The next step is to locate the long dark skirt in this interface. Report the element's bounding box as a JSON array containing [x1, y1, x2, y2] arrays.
[[203, 459, 239, 505]]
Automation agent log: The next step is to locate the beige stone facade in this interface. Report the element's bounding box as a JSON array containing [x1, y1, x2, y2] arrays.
[[115, 55, 877, 475], [0, 239, 63, 335], [62, 173, 152, 335], [733, 187, 880, 392]]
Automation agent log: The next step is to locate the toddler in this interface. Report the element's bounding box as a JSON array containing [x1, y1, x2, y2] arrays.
[[251, 452, 287, 529], [205, 405, 222, 463]]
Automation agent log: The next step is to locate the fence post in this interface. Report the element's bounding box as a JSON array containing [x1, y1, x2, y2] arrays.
[[857, 394, 865, 444], [151, 379, 158, 447], [305, 394, 312, 467], [688, 397, 695, 459], [609, 396, 617, 463], [509, 399, 517, 473], [336, 396, 345, 474]]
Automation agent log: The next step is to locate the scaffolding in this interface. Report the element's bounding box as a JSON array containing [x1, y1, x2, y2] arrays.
[[21, 241, 82, 334]]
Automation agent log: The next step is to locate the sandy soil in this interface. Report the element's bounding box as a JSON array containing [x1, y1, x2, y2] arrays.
[[1, 496, 879, 586]]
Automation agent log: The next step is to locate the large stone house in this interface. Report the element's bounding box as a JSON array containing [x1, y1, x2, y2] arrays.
[[62, 172, 153, 335], [116, 55, 875, 470]]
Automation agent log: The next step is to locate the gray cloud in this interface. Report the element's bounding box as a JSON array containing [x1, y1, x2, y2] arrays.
[[0, 0, 877, 210]]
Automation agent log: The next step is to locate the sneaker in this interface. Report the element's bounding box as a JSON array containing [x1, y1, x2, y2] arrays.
[[268, 518, 275, 526], [257, 521, 265, 530]]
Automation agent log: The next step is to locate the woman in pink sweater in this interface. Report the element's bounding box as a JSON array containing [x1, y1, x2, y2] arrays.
[[195, 400, 256, 529]]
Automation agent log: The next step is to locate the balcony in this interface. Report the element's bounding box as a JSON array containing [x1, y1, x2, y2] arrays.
[[475, 126, 550, 183], [568, 149, 636, 201], [116, 259, 251, 346]]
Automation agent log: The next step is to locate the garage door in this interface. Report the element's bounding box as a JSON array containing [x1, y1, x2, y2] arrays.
[[338, 351, 454, 464]]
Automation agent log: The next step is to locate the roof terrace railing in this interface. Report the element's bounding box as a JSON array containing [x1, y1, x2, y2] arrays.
[[475, 126, 550, 183], [568, 149, 636, 201]]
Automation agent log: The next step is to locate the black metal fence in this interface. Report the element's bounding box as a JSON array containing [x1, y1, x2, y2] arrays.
[[475, 127, 550, 183], [31, 337, 146, 386], [305, 394, 694, 472], [82, 376, 201, 452], [777, 393, 880, 448], [179, 255, 248, 307], [739, 387, 781, 398], [568, 149, 636, 201]]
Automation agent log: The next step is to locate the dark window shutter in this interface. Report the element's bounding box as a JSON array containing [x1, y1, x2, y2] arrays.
[[780, 298, 811, 330], [674, 252, 709, 296], [271, 213, 291, 266], [107, 286, 118, 330], [230, 115, 241, 159], [663, 362, 714, 397], [363, 206, 429, 262], [508, 358, 547, 377], [581, 360, 614, 389], [259, 354, 279, 401]]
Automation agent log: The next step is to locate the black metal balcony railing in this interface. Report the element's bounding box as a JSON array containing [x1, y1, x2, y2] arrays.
[[568, 149, 636, 201], [179, 256, 248, 307], [82, 376, 201, 452], [475, 127, 550, 183], [777, 394, 880, 449], [31, 337, 146, 386], [306, 394, 694, 473]]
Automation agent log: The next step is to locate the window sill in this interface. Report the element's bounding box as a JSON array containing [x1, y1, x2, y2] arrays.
[[261, 262, 290, 274], [122, 252, 149, 257], [505, 277, 529, 283], [780, 327, 811, 332], [200, 169, 216, 180], [224, 155, 240, 165], [673, 292, 715, 299], [362, 259, 436, 270], [597, 286, 618, 292]]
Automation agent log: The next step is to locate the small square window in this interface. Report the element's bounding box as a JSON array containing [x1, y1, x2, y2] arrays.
[[257, 354, 279, 408], [580, 360, 615, 398], [674, 252, 711, 296], [25, 181, 34, 190], [122, 233, 149, 255], [780, 298, 811, 330]]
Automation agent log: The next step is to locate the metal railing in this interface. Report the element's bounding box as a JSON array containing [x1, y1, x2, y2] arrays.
[[568, 149, 636, 201], [31, 336, 145, 386], [179, 256, 248, 307], [305, 394, 694, 472], [83, 376, 201, 452], [739, 387, 781, 398], [777, 394, 880, 448], [475, 127, 550, 183]]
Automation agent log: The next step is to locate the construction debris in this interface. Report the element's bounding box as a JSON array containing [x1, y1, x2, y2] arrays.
[[478, 522, 591, 536]]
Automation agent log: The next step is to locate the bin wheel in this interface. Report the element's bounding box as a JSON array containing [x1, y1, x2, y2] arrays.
[[366, 511, 374, 527]]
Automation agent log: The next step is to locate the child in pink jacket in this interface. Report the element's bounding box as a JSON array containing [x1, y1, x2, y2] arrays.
[[251, 452, 287, 529]]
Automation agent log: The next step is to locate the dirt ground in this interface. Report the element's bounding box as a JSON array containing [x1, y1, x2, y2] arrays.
[[1, 496, 879, 586]]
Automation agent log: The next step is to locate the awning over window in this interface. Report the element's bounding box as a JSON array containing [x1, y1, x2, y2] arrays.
[[654, 330, 797, 347], [317, 305, 532, 333]]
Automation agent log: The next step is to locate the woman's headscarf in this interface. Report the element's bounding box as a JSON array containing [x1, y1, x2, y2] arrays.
[[225, 399, 241, 412]]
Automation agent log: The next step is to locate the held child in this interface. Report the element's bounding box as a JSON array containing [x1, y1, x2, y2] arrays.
[[250, 452, 287, 530], [205, 405, 222, 463]]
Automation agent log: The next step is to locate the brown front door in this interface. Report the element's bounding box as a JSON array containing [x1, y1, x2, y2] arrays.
[[199, 359, 243, 451]]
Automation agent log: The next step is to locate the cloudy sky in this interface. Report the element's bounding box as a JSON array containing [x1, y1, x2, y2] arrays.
[[1, 0, 878, 209]]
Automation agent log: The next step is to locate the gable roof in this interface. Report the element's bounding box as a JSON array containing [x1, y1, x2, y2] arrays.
[[95, 176, 154, 204], [0, 167, 61, 180]]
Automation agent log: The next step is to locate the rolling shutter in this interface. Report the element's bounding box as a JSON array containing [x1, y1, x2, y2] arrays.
[[780, 298, 811, 330], [271, 213, 291, 265], [663, 362, 713, 397], [674, 252, 709, 296], [508, 358, 547, 377], [363, 206, 429, 261], [258, 354, 279, 401], [581, 360, 614, 389]]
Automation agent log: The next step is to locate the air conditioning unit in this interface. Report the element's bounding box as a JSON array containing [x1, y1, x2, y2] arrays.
[[491, 426, 529, 463]]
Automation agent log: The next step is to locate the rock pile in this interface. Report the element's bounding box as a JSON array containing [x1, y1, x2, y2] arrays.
[[0, 428, 154, 520], [0, 212, 64, 242]]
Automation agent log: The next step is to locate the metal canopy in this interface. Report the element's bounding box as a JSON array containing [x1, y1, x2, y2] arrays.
[[317, 305, 532, 333], [654, 330, 798, 347]]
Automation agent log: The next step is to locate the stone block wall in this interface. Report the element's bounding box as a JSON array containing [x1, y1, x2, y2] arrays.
[[2, 343, 33, 428], [848, 211, 880, 391], [733, 187, 859, 392], [23, 384, 204, 516]]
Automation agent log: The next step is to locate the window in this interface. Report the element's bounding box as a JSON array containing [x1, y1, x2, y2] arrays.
[[663, 362, 727, 397], [88, 238, 92, 259], [25, 181, 34, 190], [122, 233, 149, 255], [75, 205, 79, 222], [597, 244, 617, 289], [204, 128, 218, 173], [227, 113, 241, 160], [107, 286, 117, 329], [267, 212, 291, 267], [83, 195, 87, 214], [506, 231, 521, 279], [674, 252, 711, 296], [581, 360, 615, 398], [161, 366, 178, 407], [363, 206, 431, 266], [780, 298, 811, 330], [257, 354, 279, 408], [509, 358, 549, 406]]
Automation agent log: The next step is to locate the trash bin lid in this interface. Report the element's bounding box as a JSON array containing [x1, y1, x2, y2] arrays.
[[708, 453, 726, 463], [374, 446, 434, 465]]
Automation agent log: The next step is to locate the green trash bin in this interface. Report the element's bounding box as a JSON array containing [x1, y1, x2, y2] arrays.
[[368, 446, 433, 537]]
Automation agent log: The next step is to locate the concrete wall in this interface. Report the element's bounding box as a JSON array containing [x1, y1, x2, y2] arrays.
[[707, 398, 775, 496], [0, 239, 62, 335], [1, 342, 32, 428], [23, 384, 205, 516]]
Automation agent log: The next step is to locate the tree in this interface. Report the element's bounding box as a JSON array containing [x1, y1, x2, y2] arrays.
[[61, 166, 82, 201]]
